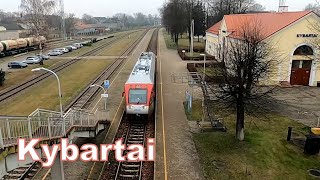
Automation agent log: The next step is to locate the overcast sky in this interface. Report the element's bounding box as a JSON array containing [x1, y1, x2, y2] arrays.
[[0, 0, 317, 17]]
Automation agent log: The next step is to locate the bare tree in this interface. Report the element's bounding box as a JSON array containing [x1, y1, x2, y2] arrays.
[[202, 0, 265, 25], [305, 3, 320, 14], [82, 13, 97, 24], [65, 13, 76, 36], [20, 0, 56, 36], [211, 21, 277, 140]]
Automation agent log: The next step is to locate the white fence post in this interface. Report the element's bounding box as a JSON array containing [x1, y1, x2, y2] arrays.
[[0, 129, 4, 148], [6, 119, 11, 138], [47, 117, 52, 139], [28, 117, 32, 139]]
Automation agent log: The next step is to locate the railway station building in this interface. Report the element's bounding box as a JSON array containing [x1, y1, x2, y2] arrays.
[[205, 10, 320, 86]]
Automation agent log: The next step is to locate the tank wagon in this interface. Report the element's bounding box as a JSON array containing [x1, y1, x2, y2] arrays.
[[123, 52, 156, 117], [0, 36, 46, 57]]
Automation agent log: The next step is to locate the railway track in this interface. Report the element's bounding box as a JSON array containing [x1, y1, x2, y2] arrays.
[[1, 29, 149, 180], [65, 29, 149, 110], [99, 28, 158, 180], [0, 161, 42, 180], [0, 30, 143, 103]]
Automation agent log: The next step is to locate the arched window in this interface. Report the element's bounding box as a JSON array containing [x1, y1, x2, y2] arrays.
[[293, 45, 314, 55]]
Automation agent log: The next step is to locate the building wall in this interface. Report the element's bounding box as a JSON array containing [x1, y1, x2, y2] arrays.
[[205, 33, 219, 56], [206, 12, 320, 86], [0, 31, 19, 40], [266, 13, 320, 86]]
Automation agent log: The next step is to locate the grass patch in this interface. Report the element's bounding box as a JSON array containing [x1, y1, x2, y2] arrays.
[[163, 30, 177, 49], [185, 52, 201, 58], [99, 30, 144, 56], [184, 99, 204, 121], [196, 67, 222, 77], [162, 29, 205, 50], [193, 107, 320, 179], [0, 59, 69, 91], [0, 58, 114, 115], [0, 30, 137, 92]]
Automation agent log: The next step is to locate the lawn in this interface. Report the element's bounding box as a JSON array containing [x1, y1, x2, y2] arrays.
[[184, 99, 204, 121], [0, 59, 69, 91], [0, 58, 114, 116], [196, 67, 222, 77], [162, 30, 205, 50], [0, 30, 136, 92], [98, 30, 144, 56], [193, 106, 320, 179]]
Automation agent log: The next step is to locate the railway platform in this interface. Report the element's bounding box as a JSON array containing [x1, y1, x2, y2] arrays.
[[156, 28, 205, 180]]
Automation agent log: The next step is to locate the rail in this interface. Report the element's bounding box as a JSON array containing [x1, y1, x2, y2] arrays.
[[66, 29, 149, 110], [0, 108, 107, 148], [0, 30, 142, 102]]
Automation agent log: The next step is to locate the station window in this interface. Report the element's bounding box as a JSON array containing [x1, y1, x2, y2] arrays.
[[293, 45, 314, 55]]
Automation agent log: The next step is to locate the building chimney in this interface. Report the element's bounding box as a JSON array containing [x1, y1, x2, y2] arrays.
[[279, 0, 289, 12]]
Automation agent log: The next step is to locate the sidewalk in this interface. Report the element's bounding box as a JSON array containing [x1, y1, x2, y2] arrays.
[[156, 29, 204, 180]]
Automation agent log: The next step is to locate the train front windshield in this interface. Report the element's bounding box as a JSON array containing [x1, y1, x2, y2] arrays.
[[129, 89, 147, 104]]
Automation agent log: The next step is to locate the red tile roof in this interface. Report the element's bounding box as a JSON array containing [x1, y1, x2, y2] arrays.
[[207, 11, 313, 39], [206, 20, 221, 35]]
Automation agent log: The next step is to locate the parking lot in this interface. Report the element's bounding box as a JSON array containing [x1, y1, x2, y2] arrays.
[[267, 86, 320, 127]]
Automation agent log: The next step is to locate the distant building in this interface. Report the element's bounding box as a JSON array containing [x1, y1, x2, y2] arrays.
[[74, 21, 122, 36], [206, 11, 320, 86], [0, 23, 30, 40]]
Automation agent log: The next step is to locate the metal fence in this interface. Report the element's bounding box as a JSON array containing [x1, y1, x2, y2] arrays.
[[0, 108, 108, 148]]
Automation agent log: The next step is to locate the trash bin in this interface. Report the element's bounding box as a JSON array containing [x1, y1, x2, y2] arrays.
[[304, 134, 320, 155]]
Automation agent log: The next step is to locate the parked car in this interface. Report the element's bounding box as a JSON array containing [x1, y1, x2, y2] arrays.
[[73, 43, 83, 48], [22, 57, 42, 64], [70, 46, 77, 50], [56, 48, 69, 53], [48, 50, 63, 56], [36, 54, 50, 60], [66, 45, 77, 50], [8, 61, 28, 68], [64, 46, 73, 52]]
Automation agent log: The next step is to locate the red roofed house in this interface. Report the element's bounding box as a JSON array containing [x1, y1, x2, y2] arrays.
[[206, 11, 320, 86]]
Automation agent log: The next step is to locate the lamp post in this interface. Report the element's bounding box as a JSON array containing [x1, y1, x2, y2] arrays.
[[31, 68, 64, 134], [200, 53, 206, 82], [31, 67, 65, 179], [90, 84, 107, 111], [182, 50, 186, 60]]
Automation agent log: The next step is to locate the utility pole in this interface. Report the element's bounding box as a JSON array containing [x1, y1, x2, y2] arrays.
[[59, 0, 66, 40], [190, 19, 194, 57]]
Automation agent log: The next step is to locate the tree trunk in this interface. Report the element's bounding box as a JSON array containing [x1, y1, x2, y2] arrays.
[[236, 96, 245, 141], [198, 35, 200, 42], [175, 33, 179, 46]]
